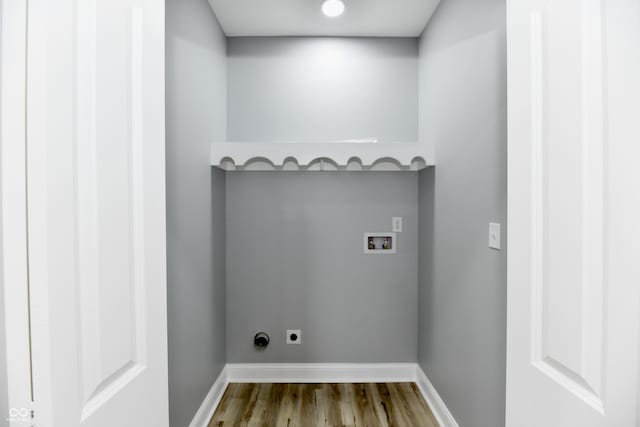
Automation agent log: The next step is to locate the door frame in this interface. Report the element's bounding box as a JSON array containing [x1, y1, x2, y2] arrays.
[[1, 0, 34, 423]]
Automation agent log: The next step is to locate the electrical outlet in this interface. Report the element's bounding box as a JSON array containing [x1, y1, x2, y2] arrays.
[[392, 217, 403, 233], [286, 329, 301, 344]]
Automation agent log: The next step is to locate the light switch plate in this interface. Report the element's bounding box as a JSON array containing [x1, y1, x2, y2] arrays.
[[392, 217, 403, 233], [489, 223, 501, 250]]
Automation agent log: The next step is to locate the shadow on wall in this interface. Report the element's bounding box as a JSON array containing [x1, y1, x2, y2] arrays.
[[418, 167, 436, 349]]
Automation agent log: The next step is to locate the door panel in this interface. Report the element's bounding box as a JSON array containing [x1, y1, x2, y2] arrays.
[[506, 0, 640, 425], [528, 0, 606, 407], [77, 2, 146, 417], [26, 0, 168, 426]]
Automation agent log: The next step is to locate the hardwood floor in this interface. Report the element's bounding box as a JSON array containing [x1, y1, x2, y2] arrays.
[[209, 383, 439, 427]]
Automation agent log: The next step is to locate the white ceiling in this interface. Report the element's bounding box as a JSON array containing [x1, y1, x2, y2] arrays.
[[207, 0, 441, 37]]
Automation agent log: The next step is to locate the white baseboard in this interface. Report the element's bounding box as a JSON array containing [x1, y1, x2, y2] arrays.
[[415, 365, 460, 427], [188, 366, 229, 427], [225, 363, 417, 383], [189, 363, 458, 427]]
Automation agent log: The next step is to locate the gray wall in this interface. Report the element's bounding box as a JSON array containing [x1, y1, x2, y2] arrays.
[[227, 37, 418, 143], [165, 0, 226, 425], [226, 172, 418, 363], [417, 1, 508, 426]]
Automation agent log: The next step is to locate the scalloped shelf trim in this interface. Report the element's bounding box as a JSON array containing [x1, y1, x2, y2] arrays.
[[211, 142, 434, 172]]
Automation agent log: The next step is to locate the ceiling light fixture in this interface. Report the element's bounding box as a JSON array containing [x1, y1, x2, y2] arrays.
[[322, 0, 345, 18]]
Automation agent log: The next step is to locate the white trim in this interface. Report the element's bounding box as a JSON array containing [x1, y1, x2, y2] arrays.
[[416, 366, 460, 427], [210, 142, 434, 171], [190, 363, 458, 427], [226, 363, 417, 383], [188, 367, 229, 427]]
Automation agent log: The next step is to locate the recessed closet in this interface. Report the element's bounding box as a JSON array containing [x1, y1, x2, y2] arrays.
[[166, 0, 506, 426]]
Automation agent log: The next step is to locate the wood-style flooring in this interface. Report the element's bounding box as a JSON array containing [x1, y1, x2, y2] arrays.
[[209, 383, 439, 427]]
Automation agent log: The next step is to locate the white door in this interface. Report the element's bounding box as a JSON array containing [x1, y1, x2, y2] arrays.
[[23, 0, 169, 426], [506, 0, 640, 426]]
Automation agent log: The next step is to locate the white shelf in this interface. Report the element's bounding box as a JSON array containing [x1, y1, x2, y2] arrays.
[[210, 142, 434, 171]]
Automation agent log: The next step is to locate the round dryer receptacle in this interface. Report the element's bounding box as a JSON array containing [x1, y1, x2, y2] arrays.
[[254, 332, 270, 349]]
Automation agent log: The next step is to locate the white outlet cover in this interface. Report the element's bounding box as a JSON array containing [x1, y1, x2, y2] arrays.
[[489, 223, 501, 250], [392, 217, 403, 232], [286, 329, 301, 344]]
